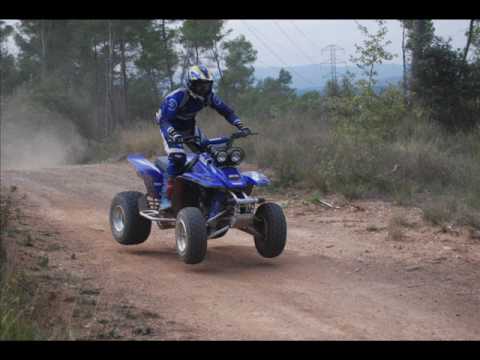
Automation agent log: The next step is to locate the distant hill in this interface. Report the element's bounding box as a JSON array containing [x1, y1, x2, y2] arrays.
[[254, 63, 404, 94]]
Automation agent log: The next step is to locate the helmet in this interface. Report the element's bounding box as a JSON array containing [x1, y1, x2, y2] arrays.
[[185, 64, 214, 99]]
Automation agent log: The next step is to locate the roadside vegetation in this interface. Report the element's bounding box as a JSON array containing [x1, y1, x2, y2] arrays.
[[0, 187, 44, 340], [2, 19, 480, 231]]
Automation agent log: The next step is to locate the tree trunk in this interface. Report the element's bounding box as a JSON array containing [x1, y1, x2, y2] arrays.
[[93, 35, 99, 139], [401, 22, 408, 104], [110, 24, 115, 135], [105, 21, 114, 138], [368, 64, 374, 89], [463, 20, 475, 63], [104, 38, 109, 138], [0, 39, 3, 122], [120, 35, 128, 126], [161, 20, 174, 90], [212, 40, 223, 80], [409, 20, 419, 96], [410, 20, 429, 98], [180, 48, 193, 85], [40, 20, 47, 79], [148, 69, 160, 103]]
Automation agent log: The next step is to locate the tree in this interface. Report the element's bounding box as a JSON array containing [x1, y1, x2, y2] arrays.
[[255, 68, 296, 118], [415, 37, 480, 130], [1, 21, 20, 98], [463, 20, 476, 63], [218, 35, 257, 104], [159, 20, 178, 90], [350, 20, 396, 89], [179, 20, 230, 82], [324, 79, 340, 97], [399, 20, 414, 102], [472, 21, 480, 60], [339, 71, 356, 98], [404, 20, 435, 100], [132, 20, 179, 95]]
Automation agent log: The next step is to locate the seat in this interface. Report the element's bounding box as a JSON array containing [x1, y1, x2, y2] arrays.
[[154, 154, 199, 173]]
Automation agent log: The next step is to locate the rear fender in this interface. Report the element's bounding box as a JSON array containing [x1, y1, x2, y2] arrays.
[[127, 154, 164, 195]]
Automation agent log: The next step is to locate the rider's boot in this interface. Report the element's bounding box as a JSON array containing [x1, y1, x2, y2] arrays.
[[159, 175, 174, 210]]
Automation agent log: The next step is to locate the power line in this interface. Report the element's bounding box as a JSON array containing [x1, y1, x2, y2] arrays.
[[287, 20, 339, 81], [240, 20, 320, 87], [288, 20, 324, 49], [273, 20, 318, 65]]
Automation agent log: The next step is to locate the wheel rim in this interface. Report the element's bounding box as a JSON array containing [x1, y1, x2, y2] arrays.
[[112, 205, 126, 233], [176, 219, 187, 254]]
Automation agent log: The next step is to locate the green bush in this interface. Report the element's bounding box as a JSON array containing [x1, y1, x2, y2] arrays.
[[86, 84, 480, 229]]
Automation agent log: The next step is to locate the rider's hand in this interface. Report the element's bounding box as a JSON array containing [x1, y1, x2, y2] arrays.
[[236, 121, 252, 136]]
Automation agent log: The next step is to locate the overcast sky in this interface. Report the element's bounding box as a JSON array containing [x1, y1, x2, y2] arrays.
[[225, 20, 472, 67], [3, 19, 472, 68]]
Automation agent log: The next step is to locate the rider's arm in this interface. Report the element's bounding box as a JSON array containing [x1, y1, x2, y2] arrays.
[[207, 93, 242, 127], [156, 91, 185, 135]]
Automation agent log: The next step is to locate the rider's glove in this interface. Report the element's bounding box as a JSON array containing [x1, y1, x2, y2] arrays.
[[168, 128, 183, 145], [235, 121, 252, 136]]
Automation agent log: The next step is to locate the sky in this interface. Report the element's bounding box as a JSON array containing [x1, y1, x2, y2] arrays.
[[3, 19, 472, 68], [224, 20, 472, 67]]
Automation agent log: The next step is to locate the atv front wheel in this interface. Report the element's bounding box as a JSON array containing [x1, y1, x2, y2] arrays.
[[175, 207, 208, 264], [110, 191, 151, 245], [253, 203, 287, 258]]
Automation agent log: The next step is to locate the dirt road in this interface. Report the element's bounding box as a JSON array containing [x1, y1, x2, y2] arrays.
[[2, 163, 480, 340]]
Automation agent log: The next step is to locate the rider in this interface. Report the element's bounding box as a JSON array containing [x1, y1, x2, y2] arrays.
[[155, 64, 251, 210]]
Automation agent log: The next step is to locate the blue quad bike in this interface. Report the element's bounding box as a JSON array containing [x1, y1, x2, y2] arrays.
[[109, 130, 287, 264]]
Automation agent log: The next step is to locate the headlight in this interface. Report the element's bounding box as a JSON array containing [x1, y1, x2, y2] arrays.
[[229, 148, 245, 164], [216, 151, 228, 163]]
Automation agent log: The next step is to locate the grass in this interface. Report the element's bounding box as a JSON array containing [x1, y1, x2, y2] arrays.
[[387, 216, 407, 242], [390, 213, 416, 229], [0, 187, 43, 340], [0, 272, 43, 340]]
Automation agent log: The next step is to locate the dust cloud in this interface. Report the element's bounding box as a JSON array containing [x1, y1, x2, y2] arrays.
[[1, 91, 87, 170]]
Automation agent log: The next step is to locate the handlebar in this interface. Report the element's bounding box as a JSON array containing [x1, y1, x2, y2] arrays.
[[182, 135, 202, 144], [182, 130, 258, 147]]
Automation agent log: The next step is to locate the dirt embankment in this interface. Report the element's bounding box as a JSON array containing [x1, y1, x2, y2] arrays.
[[1, 162, 480, 340]]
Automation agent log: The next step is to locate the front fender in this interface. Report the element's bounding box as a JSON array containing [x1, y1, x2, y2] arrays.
[[241, 171, 271, 187], [178, 172, 225, 188]]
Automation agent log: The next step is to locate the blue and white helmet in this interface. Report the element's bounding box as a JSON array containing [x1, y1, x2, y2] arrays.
[[185, 64, 214, 99]]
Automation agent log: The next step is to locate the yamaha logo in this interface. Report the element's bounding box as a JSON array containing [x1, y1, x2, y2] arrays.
[[212, 94, 222, 106], [167, 98, 177, 111]]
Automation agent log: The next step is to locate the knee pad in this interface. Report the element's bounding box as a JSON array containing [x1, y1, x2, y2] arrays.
[[168, 153, 187, 176]]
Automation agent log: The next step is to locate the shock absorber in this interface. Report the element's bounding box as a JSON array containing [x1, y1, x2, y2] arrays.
[[166, 176, 175, 200], [146, 195, 160, 211]]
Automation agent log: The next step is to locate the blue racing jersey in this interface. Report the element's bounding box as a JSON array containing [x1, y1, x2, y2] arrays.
[[155, 87, 241, 133]]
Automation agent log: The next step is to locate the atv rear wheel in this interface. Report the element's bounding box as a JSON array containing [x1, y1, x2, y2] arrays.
[[253, 202, 287, 258], [176, 207, 208, 264], [110, 191, 151, 245]]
